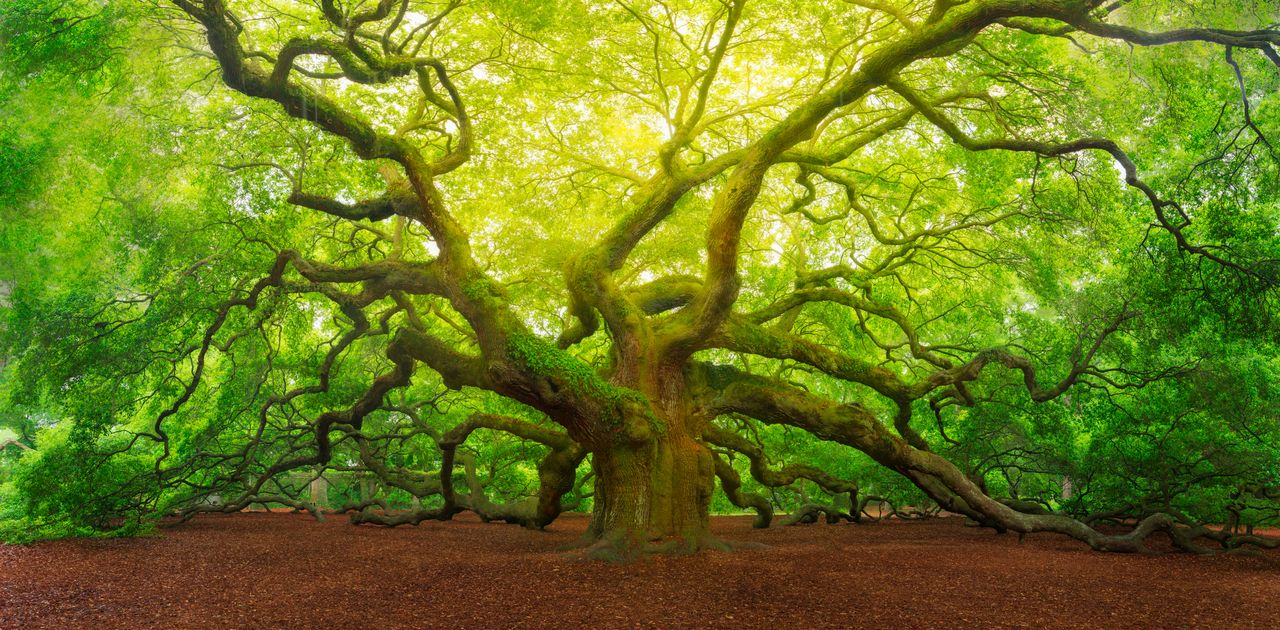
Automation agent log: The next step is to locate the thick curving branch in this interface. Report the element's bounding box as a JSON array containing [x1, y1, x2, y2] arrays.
[[704, 423, 858, 527], [436, 414, 586, 528], [698, 362, 1280, 553], [709, 450, 774, 528]]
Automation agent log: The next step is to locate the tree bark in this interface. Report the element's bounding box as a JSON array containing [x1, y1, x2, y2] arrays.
[[579, 369, 719, 558], [590, 433, 714, 540]]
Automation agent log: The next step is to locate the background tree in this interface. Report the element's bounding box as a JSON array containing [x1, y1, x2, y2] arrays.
[[1, 0, 1279, 557]]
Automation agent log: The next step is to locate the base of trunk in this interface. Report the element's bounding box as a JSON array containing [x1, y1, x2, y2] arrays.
[[574, 433, 725, 559]]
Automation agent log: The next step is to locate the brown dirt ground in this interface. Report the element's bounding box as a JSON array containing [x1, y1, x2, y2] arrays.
[[1, 512, 1277, 629]]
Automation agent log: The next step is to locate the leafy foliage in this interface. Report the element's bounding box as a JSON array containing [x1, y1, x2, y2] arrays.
[[0, 0, 1278, 552]]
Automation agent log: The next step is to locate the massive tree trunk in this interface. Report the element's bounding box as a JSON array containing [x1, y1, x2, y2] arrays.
[[589, 431, 715, 545], [577, 368, 720, 559]]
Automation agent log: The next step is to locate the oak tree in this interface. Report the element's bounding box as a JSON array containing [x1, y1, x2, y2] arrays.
[[2, 0, 1280, 557]]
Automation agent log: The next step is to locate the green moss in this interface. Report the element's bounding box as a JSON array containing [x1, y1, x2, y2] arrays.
[[505, 331, 665, 436], [462, 276, 494, 302]]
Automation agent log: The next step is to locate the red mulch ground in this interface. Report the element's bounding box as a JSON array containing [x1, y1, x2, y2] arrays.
[[1, 512, 1277, 629]]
